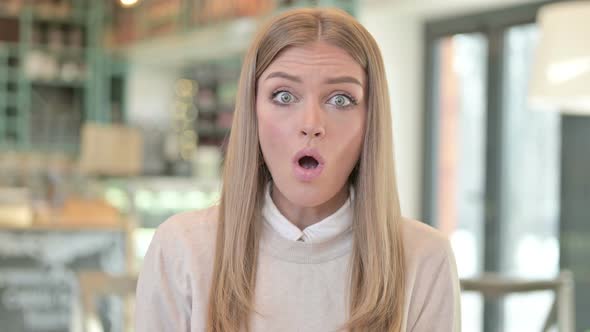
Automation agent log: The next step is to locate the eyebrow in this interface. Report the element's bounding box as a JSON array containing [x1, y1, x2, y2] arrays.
[[265, 71, 363, 87], [265, 71, 302, 83], [324, 76, 363, 86]]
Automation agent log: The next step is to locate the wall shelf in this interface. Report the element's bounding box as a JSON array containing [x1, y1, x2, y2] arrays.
[[30, 79, 85, 88], [0, 0, 126, 153], [197, 126, 230, 139], [30, 46, 87, 57], [0, 13, 19, 20], [31, 12, 86, 25]]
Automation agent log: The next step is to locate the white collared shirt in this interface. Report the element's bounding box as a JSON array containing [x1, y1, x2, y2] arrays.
[[261, 182, 354, 244]]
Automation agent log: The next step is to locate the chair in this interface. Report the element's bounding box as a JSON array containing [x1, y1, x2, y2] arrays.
[[73, 271, 138, 332], [460, 270, 575, 332]]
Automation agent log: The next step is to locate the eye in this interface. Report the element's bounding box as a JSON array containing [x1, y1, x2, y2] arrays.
[[272, 91, 297, 105], [327, 94, 356, 108]]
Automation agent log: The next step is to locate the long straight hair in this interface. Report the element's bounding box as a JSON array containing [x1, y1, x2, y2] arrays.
[[207, 8, 405, 332]]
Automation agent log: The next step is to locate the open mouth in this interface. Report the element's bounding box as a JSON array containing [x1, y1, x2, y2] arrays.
[[293, 148, 324, 182], [298, 156, 319, 169]]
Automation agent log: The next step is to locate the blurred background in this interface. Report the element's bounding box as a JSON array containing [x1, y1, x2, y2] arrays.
[[0, 0, 588, 331]]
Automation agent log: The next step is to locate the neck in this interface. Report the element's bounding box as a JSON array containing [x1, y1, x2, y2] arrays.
[[270, 183, 350, 230]]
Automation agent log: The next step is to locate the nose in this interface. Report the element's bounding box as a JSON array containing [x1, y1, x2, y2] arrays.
[[301, 125, 325, 138], [300, 103, 325, 138]]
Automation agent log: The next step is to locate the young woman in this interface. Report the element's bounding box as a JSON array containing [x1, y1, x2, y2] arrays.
[[136, 7, 461, 332]]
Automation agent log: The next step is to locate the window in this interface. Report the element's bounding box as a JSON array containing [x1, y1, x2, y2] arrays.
[[423, 2, 562, 331]]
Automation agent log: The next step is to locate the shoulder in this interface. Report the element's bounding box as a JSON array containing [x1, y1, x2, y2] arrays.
[[400, 217, 454, 268], [399, 218, 462, 331], [136, 206, 219, 330], [151, 205, 219, 258], [156, 205, 219, 239]]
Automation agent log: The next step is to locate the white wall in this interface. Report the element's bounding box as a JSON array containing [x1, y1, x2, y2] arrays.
[[359, 0, 543, 220]]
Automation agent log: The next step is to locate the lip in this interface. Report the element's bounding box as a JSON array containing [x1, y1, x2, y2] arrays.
[[292, 148, 325, 182]]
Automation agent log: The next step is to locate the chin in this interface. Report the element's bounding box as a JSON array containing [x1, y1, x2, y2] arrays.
[[274, 177, 341, 208]]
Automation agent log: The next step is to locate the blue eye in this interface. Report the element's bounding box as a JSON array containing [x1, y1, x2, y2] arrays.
[[272, 91, 297, 104], [327, 94, 355, 108]]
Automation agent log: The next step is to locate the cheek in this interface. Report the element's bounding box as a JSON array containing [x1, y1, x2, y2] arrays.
[[333, 114, 365, 165], [338, 113, 365, 143], [257, 107, 289, 163], [349, 126, 365, 162]]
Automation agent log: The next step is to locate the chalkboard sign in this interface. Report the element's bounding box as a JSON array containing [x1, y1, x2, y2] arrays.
[[0, 229, 127, 332]]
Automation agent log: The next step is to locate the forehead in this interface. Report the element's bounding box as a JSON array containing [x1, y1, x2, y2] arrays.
[[261, 42, 366, 83]]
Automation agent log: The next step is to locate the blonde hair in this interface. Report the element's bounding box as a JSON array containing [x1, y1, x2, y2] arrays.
[[207, 8, 405, 332]]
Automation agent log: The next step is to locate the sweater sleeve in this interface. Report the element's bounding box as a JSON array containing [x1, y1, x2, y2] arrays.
[[135, 225, 192, 332], [409, 242, 462, 332]]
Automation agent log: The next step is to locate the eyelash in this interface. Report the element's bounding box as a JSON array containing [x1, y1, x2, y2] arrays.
[[334, 93, 358, 108], [270, 89, 358, 109], [271, 89, 298, 105]]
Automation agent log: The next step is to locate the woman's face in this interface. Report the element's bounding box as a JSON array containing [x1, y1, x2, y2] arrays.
[[256, 41, 367, 208]]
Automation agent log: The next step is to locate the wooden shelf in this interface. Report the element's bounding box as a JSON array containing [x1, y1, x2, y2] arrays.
[[30, 46, 86, 57], [31, 12, 86, 25], [30, 78, 85, 88], [0, 2, 117, 156], [0, 11, 86, 25], [0, 12, 19, 20], [198, 107, 217, 115], [197, 126, 230, 138], [0, 222, 126, 232]]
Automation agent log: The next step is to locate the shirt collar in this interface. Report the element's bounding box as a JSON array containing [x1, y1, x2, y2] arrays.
[[262, 182, 354, 244]]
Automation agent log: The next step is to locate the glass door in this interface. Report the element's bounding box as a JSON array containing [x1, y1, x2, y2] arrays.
[[431, 32, 488, 332], [501, 23, 561, 332], [424, 3, 563, 331]]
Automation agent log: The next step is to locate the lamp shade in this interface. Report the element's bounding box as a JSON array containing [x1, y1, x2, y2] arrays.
[[529, 1, 590, 115]]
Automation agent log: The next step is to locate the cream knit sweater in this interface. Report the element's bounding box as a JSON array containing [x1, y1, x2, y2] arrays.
[[135, 205, 461, 332]]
